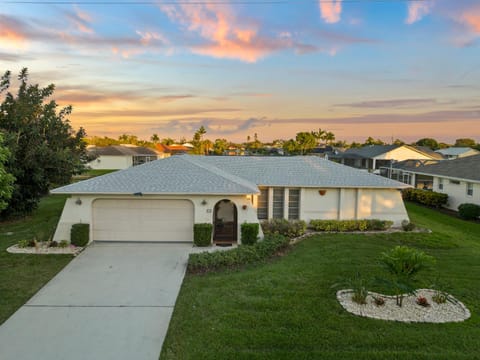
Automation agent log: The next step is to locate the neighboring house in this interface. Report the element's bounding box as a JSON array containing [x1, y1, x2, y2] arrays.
[[399, 155, 480, 211], [87, 145, 162, 170], [51, 155, 410, 245], [379, 159, 441, 189], [435, 147, 480, 160], [331, 145, 443, 172], [155, 143, 190, 156]]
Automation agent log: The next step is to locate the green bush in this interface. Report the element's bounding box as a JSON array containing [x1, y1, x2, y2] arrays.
[[402, 188, 448, 208], [59, 240, 69, 248], [261, 219, 307, 238], [188, 234, 290, 274], [309, 219, 393, 232], [70, 223, 89, 247], [194, 223, 213, 247], [241, 223, 259, 245], [458, 203, 480, 220], [401, 219, 416, 231]]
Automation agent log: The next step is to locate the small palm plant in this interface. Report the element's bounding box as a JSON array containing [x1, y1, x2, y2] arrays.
[[332, 272, 370, 305], [379, 246, 435, 307]]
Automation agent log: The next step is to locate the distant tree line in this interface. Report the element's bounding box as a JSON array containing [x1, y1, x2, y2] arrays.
[[1, 68, 478, 218]]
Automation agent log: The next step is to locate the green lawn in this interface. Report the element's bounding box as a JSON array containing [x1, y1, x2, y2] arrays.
[[161, 203, 480, 360], [0, 196, 73, 324]]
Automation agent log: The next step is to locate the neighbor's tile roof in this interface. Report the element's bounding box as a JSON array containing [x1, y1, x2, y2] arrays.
[[52, 155, 408, 195], [408, 154, 480, 182]]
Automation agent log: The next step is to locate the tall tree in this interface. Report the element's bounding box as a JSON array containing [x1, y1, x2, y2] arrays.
[[415, 138, 439, 150], [0, 133, 14, 212], [0, 68, 88, 217], [364, 137, 385, 146], [295, 132, 317, 155], [213, 138, 229, 155], [191, 125, 207, 155], [454, 138, 476, 148], [161, 137, 175, 145], [150, 133, 160, 144]]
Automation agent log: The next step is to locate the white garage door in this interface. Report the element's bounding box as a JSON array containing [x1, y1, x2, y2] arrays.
[[92, 199, 194, 242]]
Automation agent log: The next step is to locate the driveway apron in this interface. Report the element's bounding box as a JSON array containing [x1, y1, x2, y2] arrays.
[[0, 243, 191, 360]]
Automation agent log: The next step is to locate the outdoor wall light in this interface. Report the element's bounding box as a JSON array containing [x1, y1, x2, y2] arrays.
[[242, 205, 248, 210], [201, 199, 208, 205], [75, 198, 82, 205], [318, 190, 327, 196]]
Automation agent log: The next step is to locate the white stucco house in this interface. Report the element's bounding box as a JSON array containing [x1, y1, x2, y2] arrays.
[[399, 155, 480, 211], [51, 155, 410, 245], [87, 145, 163, 170], [331, 144, 443, 172]]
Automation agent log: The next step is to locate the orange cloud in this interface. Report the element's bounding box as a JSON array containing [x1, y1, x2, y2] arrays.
[[406, 1, 433, 24], [159, 2, 290, 62], [461, 9, 480, 33], [0, 15, 27, 47], [319, 0, 342, 24]]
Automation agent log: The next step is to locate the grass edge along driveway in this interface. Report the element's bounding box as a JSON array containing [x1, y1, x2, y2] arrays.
[[0, 195, 73, 324], [161, 203, 480, 360]]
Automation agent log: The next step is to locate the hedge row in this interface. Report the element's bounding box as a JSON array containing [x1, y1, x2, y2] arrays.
[[261, 219, 307, 238], [309, 219, 393, 232], [402, 188, 448, 208], [187, 234, 290, 274]]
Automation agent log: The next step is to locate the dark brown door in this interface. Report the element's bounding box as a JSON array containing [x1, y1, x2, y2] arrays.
[[213, 200, 237, 243]]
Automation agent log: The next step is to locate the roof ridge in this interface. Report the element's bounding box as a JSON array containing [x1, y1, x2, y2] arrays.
[[180, 155, 259, 193]]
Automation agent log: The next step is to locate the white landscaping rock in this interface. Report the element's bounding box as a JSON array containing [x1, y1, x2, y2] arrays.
[[7, 244, 83, 256], [337, 288, 470, 323]]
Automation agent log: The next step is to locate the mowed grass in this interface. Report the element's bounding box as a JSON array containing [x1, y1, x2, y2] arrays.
[[0, 196, 73, 324], [161, 202, 480, 360]]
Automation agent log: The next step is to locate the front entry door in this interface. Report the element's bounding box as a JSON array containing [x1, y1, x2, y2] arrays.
[[213, 200, 238, 243]]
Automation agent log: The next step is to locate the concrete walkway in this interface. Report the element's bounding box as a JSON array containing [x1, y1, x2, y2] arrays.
[[0, 243, 192, 360]]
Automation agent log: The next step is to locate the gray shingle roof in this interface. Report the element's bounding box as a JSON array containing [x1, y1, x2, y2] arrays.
[[436, 147, 479, 156], [409, 154, 480, 182], [334, 144, 442, 160], [52, 155, 408, 195], [88, 145, 158, 156], [338, 145, 400, 158]]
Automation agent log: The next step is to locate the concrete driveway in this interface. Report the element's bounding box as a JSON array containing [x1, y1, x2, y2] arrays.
[[0, 243, 192, 360]]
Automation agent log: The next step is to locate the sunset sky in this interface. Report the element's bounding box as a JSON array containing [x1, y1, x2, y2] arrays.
[[1, 0, 479, 143]]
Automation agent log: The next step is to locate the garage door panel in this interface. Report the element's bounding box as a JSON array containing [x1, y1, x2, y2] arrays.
[[92, 199, 194, 242]]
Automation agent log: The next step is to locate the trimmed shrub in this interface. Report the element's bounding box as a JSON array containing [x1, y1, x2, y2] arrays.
[[193, 223, 213, 247], [402, 188, 448, 208], [241, 223, 259, 245], [401, 219, 416, 232], [188, 234, 290, 274], [309, 219, 393, 232], [261, 219, 307, 238], [458, 203, 480, 220], [70, 223, 89, 247]]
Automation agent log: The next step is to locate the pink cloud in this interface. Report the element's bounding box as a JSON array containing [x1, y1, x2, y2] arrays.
[[158, 2, 300, 62], [65, 6, 94, 34], [319, 0, 342, 24], [406, 1, 433, 24]]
